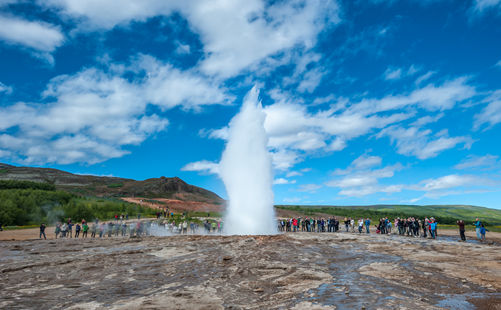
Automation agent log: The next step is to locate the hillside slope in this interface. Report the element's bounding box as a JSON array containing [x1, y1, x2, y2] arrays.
[[0, 163, 223, 204]]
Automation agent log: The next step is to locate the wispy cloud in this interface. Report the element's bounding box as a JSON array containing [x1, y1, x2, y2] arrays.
[[454, 154, 501, 170], [472, 0, 501, 14], [378, 127, 473, 159], [273, 178, 296, 185], [0, 15, 64, 62], [474, 90, 501, 130], [417, 174, 496, 198], [181, 160, 220, 175], [327, 154, 404, 197], [297, 184, 322, 192], [0, 81, 12, 94], [415, 71, 436, 85], [383, 67, 402, 80]]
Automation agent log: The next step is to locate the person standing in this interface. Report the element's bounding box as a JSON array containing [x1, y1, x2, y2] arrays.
[[474, 218, 482, 240], [429, 219, 437, 239], [61, 222, 67, 238], [480, 224, 488, 242], [39, 223, 47, 240], [82, 222, 88, 238], [358, 218, 363, 234], [67, 220, 73, 238], [75, 223, 81, 238], [457, 220, 466, 242], [365, 218, 371, 234], [55, 223, 61, 239]]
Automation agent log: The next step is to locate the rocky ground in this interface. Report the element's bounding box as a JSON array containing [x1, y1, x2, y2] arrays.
[[0, 232, 500, 310]]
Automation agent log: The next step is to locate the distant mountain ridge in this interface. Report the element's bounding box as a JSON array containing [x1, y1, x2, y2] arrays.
[[0, 163, 223, 204]]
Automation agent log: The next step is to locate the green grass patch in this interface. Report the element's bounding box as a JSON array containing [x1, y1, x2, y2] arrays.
[[107, 183, 124, 188], [0, 180, 56, 191], [3, 224, 39, 230]]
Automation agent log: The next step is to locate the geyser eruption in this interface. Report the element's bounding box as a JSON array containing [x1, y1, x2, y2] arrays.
[[220, 86, 277, 235]]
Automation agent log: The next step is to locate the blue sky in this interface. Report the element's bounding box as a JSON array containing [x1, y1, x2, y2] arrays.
[[1, 0, 501, 209]]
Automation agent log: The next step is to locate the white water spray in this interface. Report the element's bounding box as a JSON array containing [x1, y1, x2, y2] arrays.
[[220, 86, 277, 235]]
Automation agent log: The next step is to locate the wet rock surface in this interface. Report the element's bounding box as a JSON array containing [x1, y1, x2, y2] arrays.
[[0, 232, 500, 309]]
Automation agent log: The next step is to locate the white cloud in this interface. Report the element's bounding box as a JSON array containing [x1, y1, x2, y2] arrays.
[[0, 55, 229, 164], [407, 65, 420, 75], [0, 15, 64, 60], [0, 81, 12, 94], [474, 90, 501, 130], [270, 149, 302, 171], [175, 41, 191, 54], [286, 171, 302, 177], [384, 67, 402, 80], [352, 154, 382, 169], [273, 178, 296, 185], [325, 152, 497, 198], [44, 0, 340, 78], [297, 68, 324, 93], [349, 77, 475, 115], [327, 155, 404, 197], [42, 0, 178, 30], [283, 197, 302, 203], [409, 113, 444, 127], [338, 184, 403, 197], [378, 126, 473, 159], [190, 0, 340, 78], [383, 65, 420, 81], [472, 0, 501, 13], [0, 1, 16, 6], [181, 160, 220, 175], [454, 154, 500, 170], [496, 59, 501, 68], [132, 55, 231, 111], [415, 71, 436, 85], [416, 174, 498, 199], [420, 174, 479, 191], [297, 184, 322, 192]]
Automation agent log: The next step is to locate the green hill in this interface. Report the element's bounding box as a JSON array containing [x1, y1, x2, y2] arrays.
[[277, 204, 501, 225], [0, 180, 157, 226], [0, 163, 223, 204]]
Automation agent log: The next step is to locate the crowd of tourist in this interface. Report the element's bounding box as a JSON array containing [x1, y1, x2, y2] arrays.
[[43, 216, 223, 240], [278, 216, 489, 242], [34, 214, 490, 242]]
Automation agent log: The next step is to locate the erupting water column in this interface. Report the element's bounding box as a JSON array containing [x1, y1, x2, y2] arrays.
[[220, 86, 277, 235]]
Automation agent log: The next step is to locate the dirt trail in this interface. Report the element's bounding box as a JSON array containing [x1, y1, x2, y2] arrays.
[[0, 232, 499, 309]]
